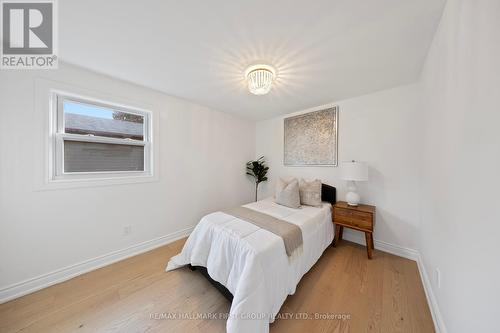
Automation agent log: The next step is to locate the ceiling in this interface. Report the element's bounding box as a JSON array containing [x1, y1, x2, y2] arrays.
[[59, 0, 446, 120]]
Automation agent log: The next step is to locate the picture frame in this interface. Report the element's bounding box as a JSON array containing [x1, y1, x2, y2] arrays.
[[283, 107, 339, 166]]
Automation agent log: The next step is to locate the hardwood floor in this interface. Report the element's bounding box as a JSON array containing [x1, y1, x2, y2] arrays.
[[0, 239, 435, 333]]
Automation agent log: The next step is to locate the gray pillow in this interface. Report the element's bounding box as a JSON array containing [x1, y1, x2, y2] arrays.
[[275, 178, 300, 208], [299, 179, 322, 207]]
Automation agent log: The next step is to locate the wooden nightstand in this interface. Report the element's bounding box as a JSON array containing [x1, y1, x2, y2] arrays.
[[332, 201, 376, 259]]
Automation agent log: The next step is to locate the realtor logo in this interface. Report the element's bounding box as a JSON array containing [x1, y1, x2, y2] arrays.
[[1, 0, 57, 69]]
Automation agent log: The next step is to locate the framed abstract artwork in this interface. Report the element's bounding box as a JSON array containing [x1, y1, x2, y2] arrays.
[[284, 107, 338, 166]]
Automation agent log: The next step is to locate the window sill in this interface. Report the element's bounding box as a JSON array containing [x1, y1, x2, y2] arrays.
[[36, 173, 159, 191]]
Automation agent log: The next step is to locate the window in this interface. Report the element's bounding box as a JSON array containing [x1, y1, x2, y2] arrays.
[[51, 93, 152, 181]]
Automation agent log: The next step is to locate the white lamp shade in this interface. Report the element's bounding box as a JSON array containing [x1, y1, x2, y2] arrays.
[[341, 161, 368, 181]]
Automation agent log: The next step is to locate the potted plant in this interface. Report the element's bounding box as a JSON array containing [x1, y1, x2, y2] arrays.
[[246, 156, 269, 202]]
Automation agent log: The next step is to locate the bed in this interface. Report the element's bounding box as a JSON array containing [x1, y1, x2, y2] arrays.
[[166, 184, 336, 333]]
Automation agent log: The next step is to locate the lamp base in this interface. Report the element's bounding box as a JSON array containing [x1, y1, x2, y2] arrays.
[[346, 191, 361, 206]]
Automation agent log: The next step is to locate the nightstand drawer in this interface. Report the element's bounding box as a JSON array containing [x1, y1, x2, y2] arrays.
[[334, 208, 372, 230]]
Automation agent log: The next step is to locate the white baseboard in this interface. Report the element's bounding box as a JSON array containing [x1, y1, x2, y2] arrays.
[[341, 232, 419, 261], [416, 253, 448, 333], [0, 226, 194, 304], [341, 232, 446, 333]]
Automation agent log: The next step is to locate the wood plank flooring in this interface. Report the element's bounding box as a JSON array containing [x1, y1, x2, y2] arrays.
[[0, 239, 435, 333]]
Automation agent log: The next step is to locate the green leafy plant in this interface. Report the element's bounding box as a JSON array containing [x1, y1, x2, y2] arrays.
[[246, 156, 269, 202]]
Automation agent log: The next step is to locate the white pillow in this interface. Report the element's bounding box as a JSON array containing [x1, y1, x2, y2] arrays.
[[299, 179, 322, 207], [275, 178, 300, 208]]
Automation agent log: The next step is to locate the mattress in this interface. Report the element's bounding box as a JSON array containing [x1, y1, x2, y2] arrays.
[[166, 197, 334, 333]]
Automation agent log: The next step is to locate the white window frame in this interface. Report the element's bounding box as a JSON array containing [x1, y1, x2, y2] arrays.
[[49, 91, 154, 182]]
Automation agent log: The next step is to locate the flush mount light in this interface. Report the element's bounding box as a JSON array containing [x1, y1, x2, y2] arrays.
[[244, 64, 276, 95]]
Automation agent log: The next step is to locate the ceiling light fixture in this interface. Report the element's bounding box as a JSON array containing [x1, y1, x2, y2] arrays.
[[244, 64, 276, 95]]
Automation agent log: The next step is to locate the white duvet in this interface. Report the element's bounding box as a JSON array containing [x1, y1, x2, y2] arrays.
[[166, 197, 334, 333]]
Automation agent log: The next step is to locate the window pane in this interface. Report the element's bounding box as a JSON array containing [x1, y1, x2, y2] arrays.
[[63, 100, 144, 140], [64, 141, 144, 172]]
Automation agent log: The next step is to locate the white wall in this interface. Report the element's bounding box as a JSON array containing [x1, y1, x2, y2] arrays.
[[0, 62, 255, 297], [256, 84, 421, 251], [418, 1, 500, 332]]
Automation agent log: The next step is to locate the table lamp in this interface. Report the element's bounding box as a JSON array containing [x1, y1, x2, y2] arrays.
[[341, 160, 368, 206]]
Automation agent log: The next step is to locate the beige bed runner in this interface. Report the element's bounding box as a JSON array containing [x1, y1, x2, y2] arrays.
[[222, 206, 303, 257]]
